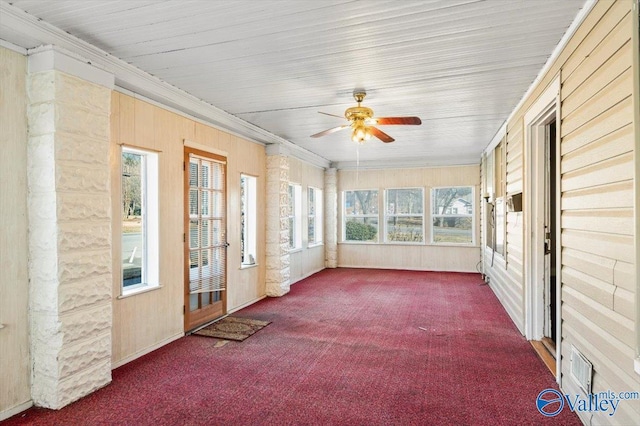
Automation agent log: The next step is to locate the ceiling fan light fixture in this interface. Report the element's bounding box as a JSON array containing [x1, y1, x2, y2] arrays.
[[351, 121, 371, 144]]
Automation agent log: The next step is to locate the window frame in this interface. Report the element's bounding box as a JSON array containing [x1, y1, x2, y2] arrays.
[[342, 189, 380, 243], [383, 187, 425, 244], [430, 185, 476, 246], [240, 174, 257, 267], [307, 186, 323, 247], [120, 146, 160, 296]]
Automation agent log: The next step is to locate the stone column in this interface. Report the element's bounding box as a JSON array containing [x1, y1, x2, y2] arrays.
[[27, 47, 114, 409], [265, 154, 291, 296], [324, 168, 338, 268]]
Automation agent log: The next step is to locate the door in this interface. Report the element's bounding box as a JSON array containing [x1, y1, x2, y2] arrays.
[[184, 148, 227, 332], [543, 119, 558, 350]]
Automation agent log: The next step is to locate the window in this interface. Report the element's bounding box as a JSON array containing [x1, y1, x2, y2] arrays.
[[308, 187, 323, 245], [343, 190, 378, 242], [121, 147, 159, 294], [240, 174, 257, 266], [288, 183, 302, 250], [431, 186, 474, 244], [484, 141, 505, 256], [385, 188, 424, 242]]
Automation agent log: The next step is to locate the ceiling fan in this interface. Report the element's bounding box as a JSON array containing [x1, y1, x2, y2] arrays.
[[311, 90, 422, 144]]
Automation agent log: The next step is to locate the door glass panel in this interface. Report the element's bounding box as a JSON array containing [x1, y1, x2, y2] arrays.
[[189, 162, 198, 186], [190, 293, 199, 311], [201, 191, 210, 216], [189, 189, 198, 215], [212, 191, 224, 217], [187, 154, 227, 300], [189, 220, 198, 249]]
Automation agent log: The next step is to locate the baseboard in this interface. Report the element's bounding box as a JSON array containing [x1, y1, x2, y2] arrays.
[[111, 332, 183, 369], [0, 399, 33, 422], [337, 264, 478, 273], [290, 267, 325, 285], [228, 295, 267, 314]]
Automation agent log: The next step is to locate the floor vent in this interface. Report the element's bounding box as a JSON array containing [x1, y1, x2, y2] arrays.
[[570, 345, 592, 395]]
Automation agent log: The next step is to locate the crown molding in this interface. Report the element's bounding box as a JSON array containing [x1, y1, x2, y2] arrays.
[[28, 45, 114, 89], [332, 156, 480, 171], [0, 38, 27, 55], [0, 1, 330, 169]]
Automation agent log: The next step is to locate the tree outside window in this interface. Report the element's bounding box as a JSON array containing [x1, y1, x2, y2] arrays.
[[385, 188, 424, 242], [344, 190, 378, 242], [431, 186, 474, 244]]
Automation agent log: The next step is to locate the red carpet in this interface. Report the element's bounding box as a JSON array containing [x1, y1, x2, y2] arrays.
[[5, 269, 581, 425]]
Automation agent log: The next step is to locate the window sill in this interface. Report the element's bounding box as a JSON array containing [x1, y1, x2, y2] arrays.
[[339, 241, 379, 245], [289, 248, 303, 254], [118, 284, 162, 299], [339, 241, 480, 248], [240, 263, 259, 270], [383, 241, 425, 245], [307, 243, 324, 248], [430, 243, 479, 248]]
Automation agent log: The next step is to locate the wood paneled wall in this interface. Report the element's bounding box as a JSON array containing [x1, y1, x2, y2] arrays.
[[0, 47, 31, 419], [288, 157, 325, 283], [337, 165, 481, 272], [482, 1, 639, 424], [110, 92, 266, 365]]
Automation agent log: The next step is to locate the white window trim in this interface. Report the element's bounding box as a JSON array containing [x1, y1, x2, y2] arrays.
[[430, 186, 476, 246], [240, 174, 257, 268], [383, 187, 425, 245], [121, 146, 160, 296]]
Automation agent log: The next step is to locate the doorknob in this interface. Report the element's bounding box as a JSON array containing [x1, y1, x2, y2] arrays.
[[544, 232, 551, 255]]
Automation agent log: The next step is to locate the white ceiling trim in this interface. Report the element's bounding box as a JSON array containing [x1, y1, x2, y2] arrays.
[[0, 38, 27, 55], [332, 157, 479, 171], [0, 1, 330, 169], [29, 45, 114, 89]]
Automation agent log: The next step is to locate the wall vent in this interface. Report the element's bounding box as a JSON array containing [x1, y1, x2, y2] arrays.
[[570, 345, 592, 395]]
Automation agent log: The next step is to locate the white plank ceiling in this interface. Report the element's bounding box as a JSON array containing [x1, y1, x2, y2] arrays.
[[2, 0, 587, 167]]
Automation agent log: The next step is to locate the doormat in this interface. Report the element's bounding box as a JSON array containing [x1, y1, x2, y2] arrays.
[[193, 316, 271, 341]]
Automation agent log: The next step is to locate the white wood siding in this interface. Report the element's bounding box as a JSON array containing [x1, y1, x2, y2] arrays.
[[483, 121, 526, 333], [0, 47, 32, 420], [559, 2, 638, 424], [337, 165, 481, 272], [482, 1, 639, 424]]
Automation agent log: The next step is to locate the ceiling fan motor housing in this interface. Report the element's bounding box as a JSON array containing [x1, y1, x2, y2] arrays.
[[345, 106, 374, 122]]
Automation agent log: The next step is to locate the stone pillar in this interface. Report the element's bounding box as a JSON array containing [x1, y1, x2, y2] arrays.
[[265, 154, 291, 296], [27, 47, 114, 409], [324, 168, 338, 268]]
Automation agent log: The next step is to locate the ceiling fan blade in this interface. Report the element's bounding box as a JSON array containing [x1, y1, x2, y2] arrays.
[[374, 116, 422, 125], [318, 111, 344, 119], [311, 124, 350, 138], [369, 126, 395, 143]]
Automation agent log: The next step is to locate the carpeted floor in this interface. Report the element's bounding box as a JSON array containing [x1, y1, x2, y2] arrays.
[[4, 269, 581, 425]]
